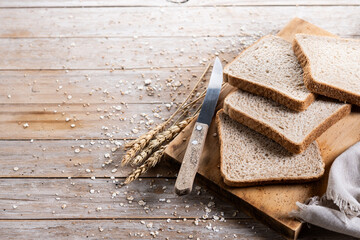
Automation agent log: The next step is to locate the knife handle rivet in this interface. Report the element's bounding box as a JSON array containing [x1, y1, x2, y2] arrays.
[[191, 140, 198, 145], [196, 125, 203, 131]]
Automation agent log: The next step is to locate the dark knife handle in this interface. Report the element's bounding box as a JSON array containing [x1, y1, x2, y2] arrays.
[[174, 122, 209, 196]]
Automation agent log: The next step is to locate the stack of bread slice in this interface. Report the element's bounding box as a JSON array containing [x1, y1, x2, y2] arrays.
[[217, 34, 359, 187]]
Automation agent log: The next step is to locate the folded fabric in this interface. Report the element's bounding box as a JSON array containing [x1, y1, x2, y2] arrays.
[[291, 141, 360, 238]]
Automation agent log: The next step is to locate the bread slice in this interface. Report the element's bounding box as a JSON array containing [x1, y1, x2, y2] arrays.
[[293, 34, 360, 106], [223, 35, 315, 111], [216, 110, 325, 187], [224, 89, 351, 154]]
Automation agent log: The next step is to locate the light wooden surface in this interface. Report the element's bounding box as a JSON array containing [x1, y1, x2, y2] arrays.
[[1, 1, 359, 239]]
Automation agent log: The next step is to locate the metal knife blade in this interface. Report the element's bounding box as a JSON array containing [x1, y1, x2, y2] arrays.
[[197, 57, 223, 126], [174, 57, 223, 195]]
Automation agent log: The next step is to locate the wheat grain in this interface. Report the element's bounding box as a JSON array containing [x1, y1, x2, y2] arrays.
[[124, 145, 167, 184], [124, 122, 166, 149], [121, 122, 167, 166], [132, 116, 194, 165]]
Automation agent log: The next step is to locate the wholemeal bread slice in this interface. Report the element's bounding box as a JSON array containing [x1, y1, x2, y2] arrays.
[[293, 34, 360, 106], [216, 110, 325, 187], [223, 35, 315, 111], [224, 89, 351, 154]]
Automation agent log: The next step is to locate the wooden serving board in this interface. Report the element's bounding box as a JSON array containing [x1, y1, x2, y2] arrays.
[[164, 18, 360, 239]]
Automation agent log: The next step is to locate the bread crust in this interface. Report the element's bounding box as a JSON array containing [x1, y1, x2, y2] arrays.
[[223, 96, 351, 154], [216, 110, 325, 187], [223, 35, 316, 112], [293, 36, 360, 106]]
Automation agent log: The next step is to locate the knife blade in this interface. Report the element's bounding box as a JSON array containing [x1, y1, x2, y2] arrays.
[[174, 57, 223, 195]]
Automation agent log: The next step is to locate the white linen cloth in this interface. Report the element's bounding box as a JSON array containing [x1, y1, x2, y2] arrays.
[[291, 141, 360, 238]]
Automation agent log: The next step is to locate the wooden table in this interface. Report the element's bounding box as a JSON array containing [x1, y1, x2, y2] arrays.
[[0, 1, 358, 239]]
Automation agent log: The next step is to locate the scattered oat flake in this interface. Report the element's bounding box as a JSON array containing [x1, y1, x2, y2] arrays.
[[70, 124, 76, 128], [144, 79, 152, 85], [61, 204, 67, 209], [74, 148, 80, 153], [98, 226, 104, 232], [13, 167, 19, 171], [111, 168, 117, 173], [132, 128, 139, 134], [12, 205, 17, 209], [23, 123, 29, 128]]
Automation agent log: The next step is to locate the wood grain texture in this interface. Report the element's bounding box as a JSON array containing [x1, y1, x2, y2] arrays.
[[0, 36, 248, 70], [0, 7, 359, 38], [0, 69, 209, 104], [165, 18, 360, 239], [0, 219, 356, 240], [0, 103, 185, 139], [0, 140, 179, 178], [0, 219, 282, 240], [0, 0, 358, 7], [0, 178, 247, 219]]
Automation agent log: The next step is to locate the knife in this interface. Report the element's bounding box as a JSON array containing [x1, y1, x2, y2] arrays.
[[174, 57, 223, 195]]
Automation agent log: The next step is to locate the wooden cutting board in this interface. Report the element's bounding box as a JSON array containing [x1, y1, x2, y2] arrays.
[[164, 18, 360, 239]]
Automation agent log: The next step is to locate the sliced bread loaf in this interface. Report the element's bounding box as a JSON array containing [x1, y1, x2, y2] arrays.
[[223, 35, 315, 111], [216, 110, 325, 187], [293, 34, 360, 106], [224, 89, 351, 154]]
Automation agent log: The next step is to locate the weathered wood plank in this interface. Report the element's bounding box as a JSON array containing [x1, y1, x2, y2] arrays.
[[0, 139, 179, 177], [0, 68, 208, 104], [0, 219, 355, 240], [0, 102, 192, 139], [0, 7, 359, 38], [0, 0, 358, 7], [0, 36, 249, 70], [0, 178, 248, 219], [0, 219, 284, 240]]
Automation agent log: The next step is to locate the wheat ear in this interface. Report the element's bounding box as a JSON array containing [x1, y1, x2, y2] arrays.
[[131, 116, 194, 166], [121, 122, 167, 166], [124, 145, 167, 185]]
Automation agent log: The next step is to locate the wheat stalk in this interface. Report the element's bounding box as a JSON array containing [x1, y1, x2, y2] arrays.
[[124, 145, 167, 185]]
